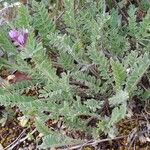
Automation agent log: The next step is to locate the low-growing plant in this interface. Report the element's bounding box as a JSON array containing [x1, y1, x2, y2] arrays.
[[0, 0, 150, 148]]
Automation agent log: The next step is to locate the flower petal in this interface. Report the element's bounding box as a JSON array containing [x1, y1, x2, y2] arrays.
[[17, 34, 25, 45], [22, 30, 28, 45], [9, 30, 19, 40]]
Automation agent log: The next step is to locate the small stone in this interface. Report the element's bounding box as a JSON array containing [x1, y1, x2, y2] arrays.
[[17, 116, 29, 127], [38, 133, 44, 137], [0, 144, 4, 150]]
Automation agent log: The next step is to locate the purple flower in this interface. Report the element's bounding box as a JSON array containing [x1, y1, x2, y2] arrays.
[[21, 29, 28, 45], [18, 34, 25, 45], [9, 29, 19, 41], [9, 29, 28, 48]]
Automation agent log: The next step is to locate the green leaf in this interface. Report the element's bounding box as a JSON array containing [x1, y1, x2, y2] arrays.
[[126, 53, 150, 93], [33, 50, 58, 83], [63, 0, 77, 35], [109, 90, 129, 106], [32, 0, 55, 44], [84, 99, 103, 112], [20, 30, 42, 59], [88, 46, 109, 79], [35, 118, 51, 135], [0, 94, 34, 106], [0, 28, 16, 54], [109, 103, 127, 127], [15, 4, 30, 28], [39, 134, 74, 149], [111, 59, 126, 90]]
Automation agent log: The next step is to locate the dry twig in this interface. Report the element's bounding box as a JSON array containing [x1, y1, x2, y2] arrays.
[[68, 135, 128, 150], [3, 129, 27, 150], [3, 128, 36, 150]]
